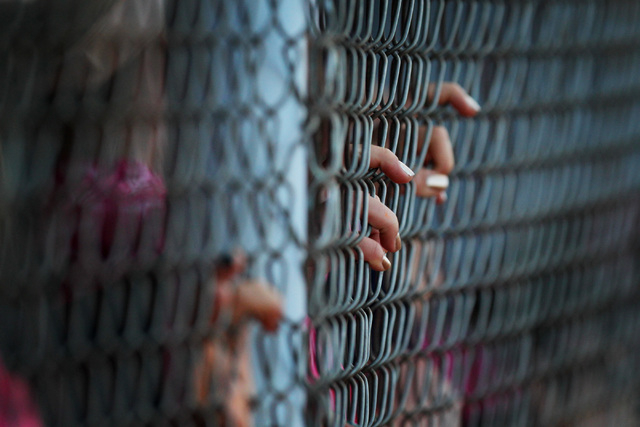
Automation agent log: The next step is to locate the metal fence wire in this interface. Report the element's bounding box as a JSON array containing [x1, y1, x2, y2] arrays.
[[0, 0, 640, 426]]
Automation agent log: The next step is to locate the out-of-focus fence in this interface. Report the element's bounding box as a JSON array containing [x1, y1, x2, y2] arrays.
[[0, 1, 639, 426]]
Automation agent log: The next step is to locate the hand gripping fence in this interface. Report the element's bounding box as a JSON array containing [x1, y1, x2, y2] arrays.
[[0, 1, 639, 426]]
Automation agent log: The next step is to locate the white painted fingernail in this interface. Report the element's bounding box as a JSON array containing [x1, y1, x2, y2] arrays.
[[464, 94, 481, 111], [399, 161, 415, 177], [426, 174, 450, 190]]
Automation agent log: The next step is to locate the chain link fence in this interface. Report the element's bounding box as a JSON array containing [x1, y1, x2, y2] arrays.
[[1, 0, 640, 426]]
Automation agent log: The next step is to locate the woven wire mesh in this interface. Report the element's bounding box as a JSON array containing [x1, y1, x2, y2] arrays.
[[0, 1, 639, 427], [0, 0, 308, 425], [306, 0, 640, 426]]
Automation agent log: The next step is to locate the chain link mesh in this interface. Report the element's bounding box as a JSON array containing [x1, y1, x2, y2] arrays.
[[0, 1, 639, 426], [306, 1, 640, 426], [0, 0, 308, 425]]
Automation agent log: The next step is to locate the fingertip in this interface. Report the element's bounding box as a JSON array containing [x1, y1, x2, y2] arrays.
[[370, 254, 392, 271], [463, 93, 481, 113], [382, 227, 400, 254], [382, 255, 391, 271], [262, 311, 284, 333], [387, 156, 415, 184], [399, 160, 415, 178], [232, 279, 284, 331], [440, 82, 481, 117], [369, 259, 384, 271], [258, 299, 284, 332], [457, 93, 481, 118], [358, 237, 390, 271], [370, 146, 414, 183]]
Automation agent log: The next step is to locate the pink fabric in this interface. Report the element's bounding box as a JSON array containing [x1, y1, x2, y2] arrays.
[[0, 159, 167, 425], [48, 159, 167, 290], [56, 159, 166, 260], [0, 362, 41, 427]]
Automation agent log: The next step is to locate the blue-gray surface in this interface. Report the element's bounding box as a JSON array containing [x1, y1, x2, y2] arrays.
[[0, 1, 639, 426]]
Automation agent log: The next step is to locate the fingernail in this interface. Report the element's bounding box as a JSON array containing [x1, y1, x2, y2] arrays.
[[426, 174, 450, 190], [382, 255, 391, 271], [395, 233, 402, 251], [399, 161, 415, 177], [464, 94, 481, 111]]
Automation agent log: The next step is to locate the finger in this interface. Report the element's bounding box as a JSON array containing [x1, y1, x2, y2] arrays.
[[367, 195, 400, 253], [369, 227, 381, 245], [227, 380, 252, 427], [211, 269, 284, 333], [426, 125, 455, 174], [227, 338, 254, 427], [234, 280, 284, 332], [212, 250, 282, 332], [429, 82, 481, 117], [357, 236, 391, 271], [415, 169, 450, 199], [369, 146, 415, 183]]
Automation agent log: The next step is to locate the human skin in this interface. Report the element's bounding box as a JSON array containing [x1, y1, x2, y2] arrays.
[[359, 83, 480, 271], [195, 253, 283, 427]]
